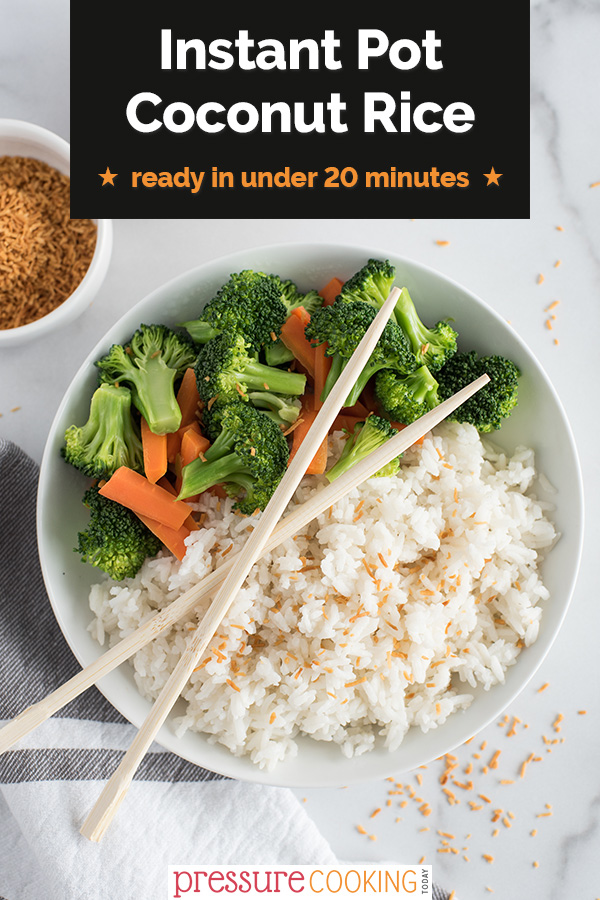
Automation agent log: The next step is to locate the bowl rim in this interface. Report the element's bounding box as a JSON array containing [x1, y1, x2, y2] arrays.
[[36, 240, 585, 786], [0, 117, 112, 345]]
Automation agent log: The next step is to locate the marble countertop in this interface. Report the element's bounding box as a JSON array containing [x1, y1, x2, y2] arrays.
[[1, 1, 599, 897]]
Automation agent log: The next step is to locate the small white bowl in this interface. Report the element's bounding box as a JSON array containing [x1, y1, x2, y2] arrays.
[[0, 119, 112, 347], [38, 243, 584, 787]]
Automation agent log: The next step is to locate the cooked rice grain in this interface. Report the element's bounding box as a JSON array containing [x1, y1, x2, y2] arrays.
[[89, 422, 557, 769]]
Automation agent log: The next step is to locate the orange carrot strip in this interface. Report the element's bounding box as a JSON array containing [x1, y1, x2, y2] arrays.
[[176, 367, 201, 427], [136, 511, 191, 561], [99, 466, 191, 530], [305, 437, 328, 474], [287, 407, 328, 475], [157, 476, 199, 531], [166, 431, 181, 465], [180, 429, 210, 469], [141, 416, 168, 484], [166, 421, 201, 464], [280, 306, 316, 378], [319, 277, 344, 306]]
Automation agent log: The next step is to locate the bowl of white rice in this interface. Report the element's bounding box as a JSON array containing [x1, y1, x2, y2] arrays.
[[37, 243, 584, 786]]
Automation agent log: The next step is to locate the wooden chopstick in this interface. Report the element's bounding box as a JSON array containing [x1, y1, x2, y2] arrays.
[[0, 374, 489, 758], [80, 287, 402, 841]]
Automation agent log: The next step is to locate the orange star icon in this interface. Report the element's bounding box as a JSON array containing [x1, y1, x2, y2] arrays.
[[99, 167, 117, 186], [484, 167, 502, 187]]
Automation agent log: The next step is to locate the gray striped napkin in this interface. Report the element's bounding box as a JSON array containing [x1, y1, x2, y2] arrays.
[[0, 439, 224, 788], [0, 439, 451, 900]]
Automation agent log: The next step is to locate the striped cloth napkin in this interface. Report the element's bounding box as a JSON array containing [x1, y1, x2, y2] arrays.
[[0, 439, 450, 900]]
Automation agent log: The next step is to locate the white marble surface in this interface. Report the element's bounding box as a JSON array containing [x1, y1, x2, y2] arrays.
[[1, 1, 600, 897]]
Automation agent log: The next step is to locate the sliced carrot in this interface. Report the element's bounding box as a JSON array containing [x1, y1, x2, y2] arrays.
[[176, 367, 202, 427], [292, 306, 311, 327], [136, 512, 192, 561], [305, 435, 328, 474], [141, 416, 168, 484], [280, 306, 316, 378], [166, 431, 181, 465], [157, 476, 199, 531], [180, 429, 210, 469], [319, 277, 344, 306], [99, 466, 191, 531], [313, 342, 331, 410], [166, 421, 202, 464], [301, 389, 315, 413], [287, 408, 328, 475]]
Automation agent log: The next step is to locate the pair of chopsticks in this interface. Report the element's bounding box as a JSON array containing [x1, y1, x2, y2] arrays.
[[0, 287, 489, 840]]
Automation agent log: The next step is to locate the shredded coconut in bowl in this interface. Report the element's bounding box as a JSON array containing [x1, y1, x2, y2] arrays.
[[88, 422, 557, 770]]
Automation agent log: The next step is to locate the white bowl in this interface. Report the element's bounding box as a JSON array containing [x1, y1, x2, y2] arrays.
[[37, 243, 584, 787], [0, 119, 112, 346]]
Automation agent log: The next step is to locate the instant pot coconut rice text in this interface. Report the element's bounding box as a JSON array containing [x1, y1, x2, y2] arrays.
[[88, 421, 556, 770]]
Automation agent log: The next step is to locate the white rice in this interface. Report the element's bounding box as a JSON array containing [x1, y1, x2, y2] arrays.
[[88, 422, 557, 769]]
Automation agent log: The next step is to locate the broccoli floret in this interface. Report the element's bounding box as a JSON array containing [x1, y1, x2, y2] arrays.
[[280, 279, 323, 317], [375, 366, 440, 424], [437, 351, 520, 432], [327, 415, 400, 482], [336, 263, 457, 374], [178, 402, 289, 514], [62, 384, 143, 478], [393, 288, 457, 372], [263, 333, 295, 367], [336, 259, 397, 312], [180, 270, 288, 353], [264, 279, 324, 366], [96, 324, 197, 435], [76, 484, 161, 581], [305, 301, 417, 408], [246, 392, 301, 425], [194, 332, 306, 410]]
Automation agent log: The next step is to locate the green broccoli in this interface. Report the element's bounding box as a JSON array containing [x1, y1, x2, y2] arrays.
[[264, 279, 324, 366], [95, 324, 197, 435], [180, 270, 288, 353], [76, 484, 161, 581], [246, 392, 301, 426], [437, 351, 520, 432], [194, 332, 306, 410], [62, 384, 143, 478], [375, 366, 440, 424], [263, 333, 295, 367], [326, 416, 400, 482], [393, 288, 457, 372], [305, 301, 417, 409], [336, 259, 397, 312], [336, 262, 457, 374], [178, 402, 289, 514], [280, 279, 323, 317]]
